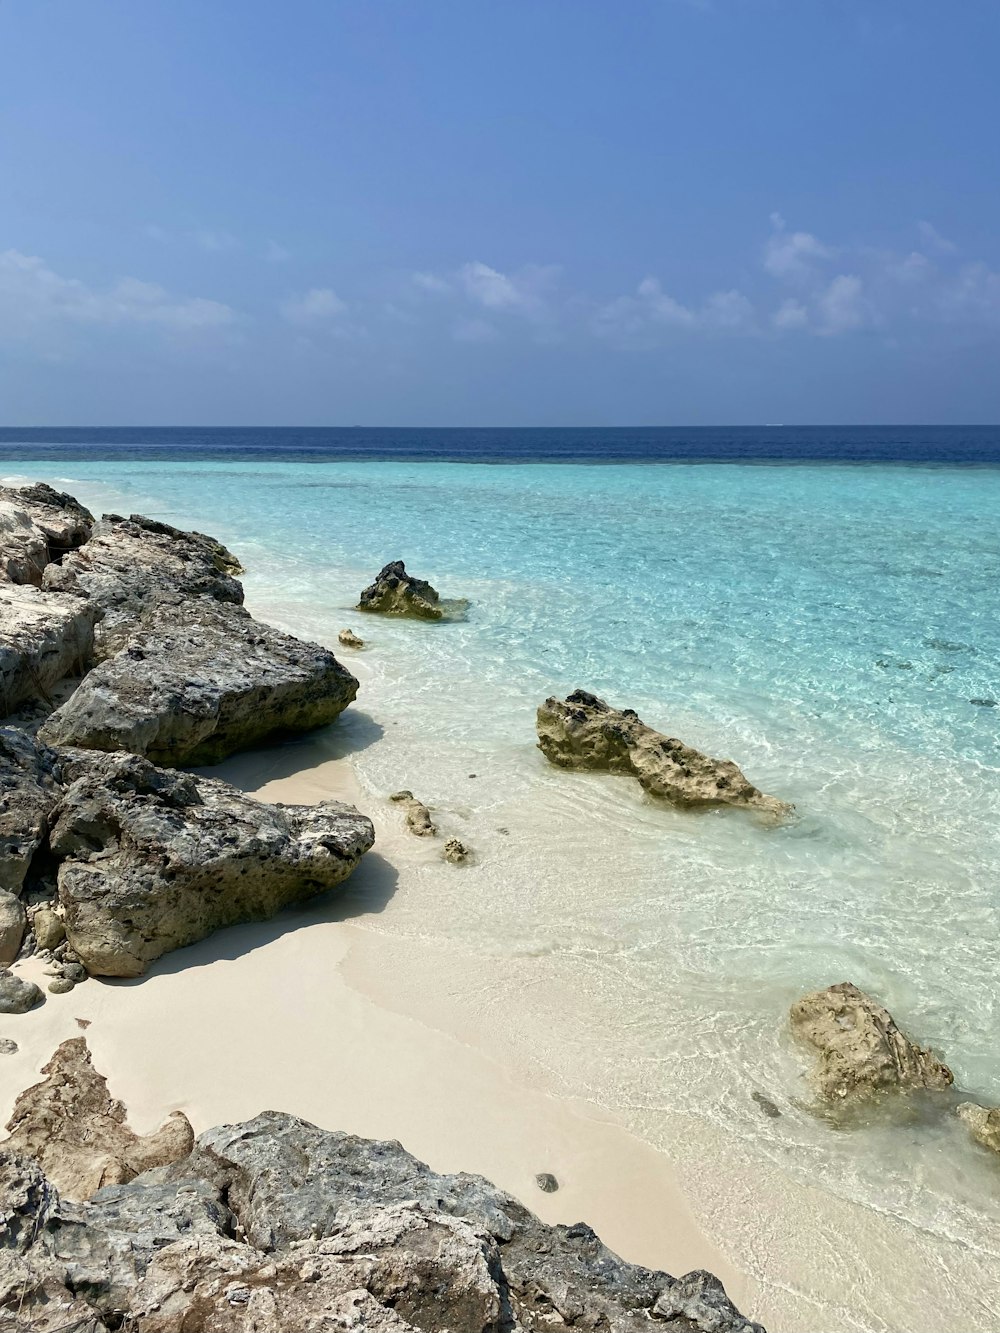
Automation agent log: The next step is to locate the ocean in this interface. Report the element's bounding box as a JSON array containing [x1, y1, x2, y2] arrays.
[[4, 425, 1000, 1330]]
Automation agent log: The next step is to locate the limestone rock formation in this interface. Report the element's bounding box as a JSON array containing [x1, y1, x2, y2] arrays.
[[31, 906, 65, 951], [957, 1102, 1000, 1154], [789, 981, 954, 1103], [0, 727, 61, 895], [0, 502, 49, 585], [338, 626, 365, 648], [0, 584, 98, 714], [0, 969, 43, 1014], [0, 890, 26, 966], [3, 1038, 193, 1199], [443, 837, 470, 864], [39, 597, 360, 766], [358, 560, 443, 620], [0, 1099, 763, 1331], [537, 690, 791, 818], [0, 482, 94, 560], [49, 749, 375, 976], [390, 789, 437, 836]]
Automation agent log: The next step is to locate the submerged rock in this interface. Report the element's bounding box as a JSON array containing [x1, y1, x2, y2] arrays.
[[358, 560, 443, 620], [537, 690, 791, 818], [338, 626, 365, 648], [49, 749, 375, 976], [390, 789, 437, 836], [789, 981, 953, 1103], [957, 1102, 1000, 1155], [0, 969, 43, 1014], [0, 584, 99, 715], [39, 597, 359, 766], [2, 1037, 193, 1199], [443, 837, 470, 864]]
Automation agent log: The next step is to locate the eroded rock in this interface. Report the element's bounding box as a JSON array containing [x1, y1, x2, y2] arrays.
[[789, 982, 953, 1103], [31, 906, 65, 951], [358, 561, 443, 620], [0, 969, 43, 1014], [49, 749, 375, 976], [389, 789, 436, 836], [0, 891, 26, 966], [338, 627, 365, 648], [0, 584, 98, 715], [443, 837, 470, 864], [537, 690, 791, 818], [957, 1102, 1000, 1155], [0, 482, 94, 560]]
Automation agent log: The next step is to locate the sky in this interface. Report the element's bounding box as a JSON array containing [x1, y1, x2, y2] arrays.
[[1, 0, 999, 426]]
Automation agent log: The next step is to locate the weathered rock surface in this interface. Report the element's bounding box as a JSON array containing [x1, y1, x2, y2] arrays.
[[0, 1100, 763, 1332], [0, 727, 61, 895], [338, 626, 365, 648], [0, 583, 99, 714], [0, 482, 94, 560], [537, 691, 791, 818], [390, 789, 437, 836], [789, 982, 954, 1103], [957, 1102, 1000, 1154], [39, 597, 360, 765], [0, 501, 49, 585], [43, 512, 244, 656], [0, 890, 26, 966], [443, 837, 470, 864], [358, 560, 444, 620], [49, 750, 375, 976], [31, 906, 65, 951], [3, 1038, 193, 1199], [0, 969, 43, 1014]]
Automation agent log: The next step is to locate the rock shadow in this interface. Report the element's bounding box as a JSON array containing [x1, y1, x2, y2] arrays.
[[190, 710, 384, 790]]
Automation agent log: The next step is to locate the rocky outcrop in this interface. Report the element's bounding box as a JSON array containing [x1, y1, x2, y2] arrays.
[[3, 1038, 193, 1199], [0, 1100, 762, 1332], [0, 726, 61, 895], [537, 691, 791, 818], [39, 597, 360, 765], [0, 502, 49, 585], [789, 982, 954, 1103], [358, 560, 444, 620], [43, 512, 244, 657], [0, 583, 99, 714], [0, 969, 43, 1014], [390, 789, 437, 836], [0, 483, 93, 588], [957, 1102, 1000, 1154], [49, 749, 375, 976], [0, 891, 26, 965], [338, 626, 365, 648]]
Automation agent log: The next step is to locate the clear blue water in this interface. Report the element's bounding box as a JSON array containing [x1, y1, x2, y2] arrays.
[[5, 428, 1000, 1329]]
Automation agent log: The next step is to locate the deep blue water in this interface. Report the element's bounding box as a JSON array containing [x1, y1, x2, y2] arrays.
[[1, 424, 999, 465]]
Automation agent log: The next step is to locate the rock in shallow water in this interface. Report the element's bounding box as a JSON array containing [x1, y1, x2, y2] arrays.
[[537, 690, 791, 818], [389, 789, 437, 836], [957, 1102, 1000, 1154], [358, 560, 443, 620], [338, 626, 365, 648], [789, 981, 953, 1103], [48, 749, 375, 977]]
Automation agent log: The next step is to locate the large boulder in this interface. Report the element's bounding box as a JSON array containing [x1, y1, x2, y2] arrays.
[[0, 502, 49, 585], [0, 483, 94, 558], [537, 691, 791, 818], [39, 597, 359, 766], [0, 584, 99, 715], [0, 891, 26, 965], [358, 560, 444, 620], [0, 727, 61, 894], [789, 982, 954, 1103], [48, 749, 375, 976], [2, 1038, 193, 1200]]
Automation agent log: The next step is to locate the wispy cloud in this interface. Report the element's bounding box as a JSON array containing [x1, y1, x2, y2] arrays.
[[764, 213, 834, 280], [917, 220, 957, 254], [280, 287, 348, 324]]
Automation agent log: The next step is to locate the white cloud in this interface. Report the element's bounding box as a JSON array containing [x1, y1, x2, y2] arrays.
[[412, 271, 452, 295], [636, 276, 697, 327], [772, 297, 809, 330], [595, 277, 756, 340], [702, 288, 755, 331], [0, 249, 236, 335], [460, 261, 534, 312], [764, 213, 833, 280], [280, 287, 348, 324], [816, 274, 868, 334], [917, 220, 957, 254]]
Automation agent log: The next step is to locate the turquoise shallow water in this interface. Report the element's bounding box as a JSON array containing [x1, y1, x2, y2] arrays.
[[8, 458, 1000, 1323]]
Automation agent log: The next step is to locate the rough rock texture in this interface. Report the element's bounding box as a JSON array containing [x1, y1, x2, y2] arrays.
[[39, 597, 360, 766], [3, 1038, 193, 1199], [358, 560, 443, 620], [0, 482, 94, 560], [443, 837, 470, 864], [0, 1104, 762, 1332], [338, 626, 365, 648], [43, 512, 244, 657], [957, 1102, 1000, 1154], [48, 750, 375, 976], [789, 982, 954, 1103], [0, 890, 26, 966], [31, 906, 65, 951], [390, 789, 437, 836], [0, 583, 98, 715], [0, 501, 49, 585], [0, 969, 43, 1014], [0, 727, 61, 895], [537, 691, 791, 818]]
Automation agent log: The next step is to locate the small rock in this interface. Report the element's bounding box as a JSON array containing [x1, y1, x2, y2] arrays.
[[443, 838, 470, 865], [957, 1102, 1000, 1154], [48, 977, 76, 995], [390, 790, 436, 836], [337, 628, 365, 649], [535, 1172, 559, 1193], [32, 907, 65, 951], [226, 1285, 252, 1306], [76, 1017, 91, 1029], [0, 969, 44, 1014], [357, 560, 443, 620], [970, 698, 997, 708], [751, 1091, 782, 1119], [62, 962, 88, 984], [0, 890, 27, 966], [0, 1037, 17, 1054]]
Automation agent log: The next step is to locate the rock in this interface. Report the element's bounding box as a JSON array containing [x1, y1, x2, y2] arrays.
[[0, 890, 26, 966], [2, 1038, 193, 1199], [49, 750, 375, 976], [47, 976, 75, 994], [357, 561, 443, 620], [789, 982, 953, 1103], [43, 512, 244, 658], [957, 1103, 1000, 1154], [0, 583, 99, 715], [389, 789, 437, 836], [535, 1172, 559, 1193], [0, 1038, 16, 1054], [0, 969, 43, 1014], [0, 502, 49, 585], [443, 837, 470, 864], [61, 961, 87, 983], [0, 728, 62, 895], [338, 627, 365, 648], [0, 482, 94, 559], [750, 1091, 782, 1120], [653, 1270, 762, 1331], [537, 691, 791, 818], [39, 597, 359, 766], [31, 906, 65, 951]]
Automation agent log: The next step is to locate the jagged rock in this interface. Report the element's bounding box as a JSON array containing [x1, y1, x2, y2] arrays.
[[0, 482, 94, 558], [338, 627, 365, 648], [43, 512, 244, 657], [358, 561, 443, 620], [537, 691, 791, 818], [0, 1038, 15, 1055], [653, 1270, 760, 1331], [3, 1038, 193, 1199], [0, 890, 26, 966], [31, 906, 65, 951], [39, 597, 359, 765], [0, 969, 43, 1014], [957, 1103, 1000, 1154], [0, 502, 49, 585], [443, 837, 470, 864], [389, 789, 436, 836], [0, 729, 62, 895], [0, 584, 99, 715], [48, 749, 375, 976], [789, 982, 953, 1103]]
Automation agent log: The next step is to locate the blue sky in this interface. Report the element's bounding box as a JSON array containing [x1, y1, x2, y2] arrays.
[[1, 0, 998, 425]]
